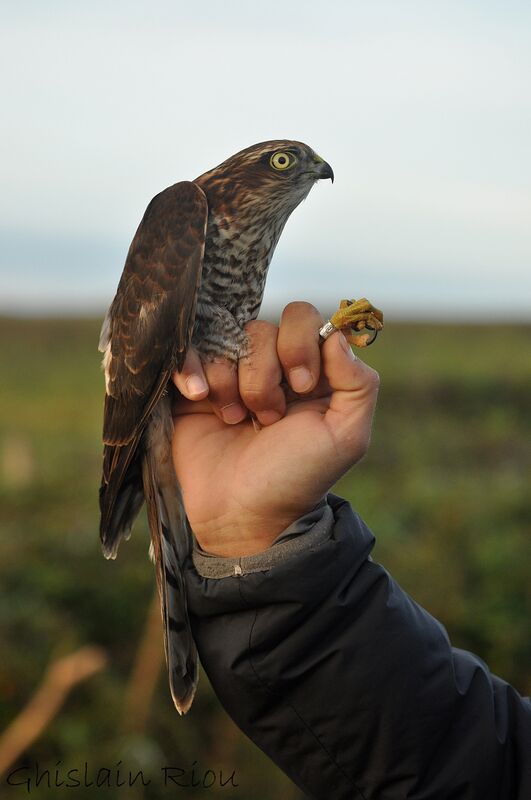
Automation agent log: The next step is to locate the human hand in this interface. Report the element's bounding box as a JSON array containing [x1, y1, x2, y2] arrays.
[[172, 302, 379, 557]]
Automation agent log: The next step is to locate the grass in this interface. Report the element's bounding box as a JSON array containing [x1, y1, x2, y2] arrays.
[[0, 316, 529, 799]]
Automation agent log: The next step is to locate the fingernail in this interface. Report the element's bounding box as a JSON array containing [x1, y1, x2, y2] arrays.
[[256, 410, 282, 426], [221, 402, 247, 424], [185, 374, 208, 398], [289, 366, 313, 393]]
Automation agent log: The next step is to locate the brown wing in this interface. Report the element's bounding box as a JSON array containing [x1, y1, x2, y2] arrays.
[[99, 181, 207, 557]]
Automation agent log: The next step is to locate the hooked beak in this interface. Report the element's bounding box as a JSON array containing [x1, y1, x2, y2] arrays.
[[318, 160, 334, 183], [313, 153, 334, 183]]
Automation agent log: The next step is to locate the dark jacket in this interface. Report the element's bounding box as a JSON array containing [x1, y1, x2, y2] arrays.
[[185, 495, 531, 799]]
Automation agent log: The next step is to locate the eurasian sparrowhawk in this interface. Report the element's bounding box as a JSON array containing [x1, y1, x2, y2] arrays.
[[99, 141, 335, 713]]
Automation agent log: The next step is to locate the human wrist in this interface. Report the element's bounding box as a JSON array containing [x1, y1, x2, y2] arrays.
[[191, 520, 294, 558], [192, 502, 332, 578], [190, 505, 317, 558]]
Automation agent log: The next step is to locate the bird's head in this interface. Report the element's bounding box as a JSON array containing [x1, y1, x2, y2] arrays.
[[195, 140, 333, 221]]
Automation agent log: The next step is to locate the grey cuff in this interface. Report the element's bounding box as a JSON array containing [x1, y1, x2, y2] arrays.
[[191, 500, 334, 579]]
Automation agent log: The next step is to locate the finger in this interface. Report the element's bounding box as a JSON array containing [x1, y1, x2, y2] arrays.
[[239, 320, 286, 426], [278, 301, 324, 394], [203, 359, 247, 425], [172, 348, 209, 400], [322, 332, 380, 460], [283, 369, 332, 405], [172, 398, 213, 417], [323, 332, 380, 397]]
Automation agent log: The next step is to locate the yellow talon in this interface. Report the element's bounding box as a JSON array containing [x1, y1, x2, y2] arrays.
[[329, 297, 384, 347]]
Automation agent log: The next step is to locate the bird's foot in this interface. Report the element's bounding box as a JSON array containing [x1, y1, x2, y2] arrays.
[[330, 298, 384, 347]]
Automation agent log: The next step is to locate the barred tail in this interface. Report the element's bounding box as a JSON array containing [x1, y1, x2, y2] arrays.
[[142, 401, 198, 714]]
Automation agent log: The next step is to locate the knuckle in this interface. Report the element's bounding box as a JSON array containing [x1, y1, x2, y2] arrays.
[[205, 362, 237, 397], [244, 319, 274, 337], [240, 372, 274, 408], [366, 367, 380, 389], [283, 300, 319, 318], [280, 340, 316, 368], [241, 385, 268, 408]]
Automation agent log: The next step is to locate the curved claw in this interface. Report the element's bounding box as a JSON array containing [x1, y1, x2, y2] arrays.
[[330, 297, 384, 349], [344, 328, 379, 348]]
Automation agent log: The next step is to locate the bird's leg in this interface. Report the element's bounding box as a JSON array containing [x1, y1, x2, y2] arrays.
[[330, 298, 384, 347], [196, 304, 264, 429], [194, 303, 248, 363]]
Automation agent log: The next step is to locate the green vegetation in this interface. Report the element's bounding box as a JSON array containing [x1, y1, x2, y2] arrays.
[[0, 317, 529, 799]]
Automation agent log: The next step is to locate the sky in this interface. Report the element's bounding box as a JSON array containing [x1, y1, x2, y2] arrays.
[[1, 0, 530, 319]]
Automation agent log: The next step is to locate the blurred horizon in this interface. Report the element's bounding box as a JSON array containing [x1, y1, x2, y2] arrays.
[[3, 307, 531, 323]]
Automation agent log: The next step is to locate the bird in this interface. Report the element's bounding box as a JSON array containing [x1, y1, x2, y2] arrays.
[[98, 140, 334, 714]]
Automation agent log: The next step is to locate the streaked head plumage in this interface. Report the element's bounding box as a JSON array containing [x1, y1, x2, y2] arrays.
[[195, 140, 333, 216]]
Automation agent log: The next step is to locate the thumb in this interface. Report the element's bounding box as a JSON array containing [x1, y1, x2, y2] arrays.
[[322, 332, 380, 466]]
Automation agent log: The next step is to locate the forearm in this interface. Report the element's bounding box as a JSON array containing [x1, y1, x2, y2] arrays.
[[184, 496, 531, 800]]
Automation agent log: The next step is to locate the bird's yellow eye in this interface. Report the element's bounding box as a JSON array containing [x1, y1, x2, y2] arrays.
[[270, 151, 295, 171]]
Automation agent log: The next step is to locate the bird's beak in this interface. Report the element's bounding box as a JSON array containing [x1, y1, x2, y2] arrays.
[[307, 153, 334, 183], [318, 160, 334, 183], [313, 155, 334, 183]]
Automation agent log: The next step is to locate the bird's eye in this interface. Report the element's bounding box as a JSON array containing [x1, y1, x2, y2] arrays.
[[270, 151, 295, 171]]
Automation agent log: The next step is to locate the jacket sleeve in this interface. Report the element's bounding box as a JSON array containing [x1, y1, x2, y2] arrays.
[[184, 494, 531, 800]]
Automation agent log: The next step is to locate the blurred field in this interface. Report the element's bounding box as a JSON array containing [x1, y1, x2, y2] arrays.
[[0, 316, 530, 799]]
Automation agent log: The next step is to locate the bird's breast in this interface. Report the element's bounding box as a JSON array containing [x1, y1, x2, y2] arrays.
[[199, 214, 278, 323]]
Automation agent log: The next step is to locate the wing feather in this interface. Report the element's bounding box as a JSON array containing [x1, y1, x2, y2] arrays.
[[100, 181, 207, 555]]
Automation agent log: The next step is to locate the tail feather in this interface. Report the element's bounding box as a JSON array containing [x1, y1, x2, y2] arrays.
[[100, 441, 144, 559], [142, 401, 198, 714]]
